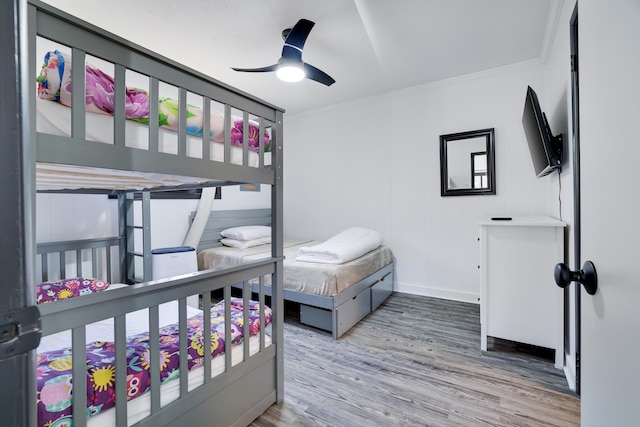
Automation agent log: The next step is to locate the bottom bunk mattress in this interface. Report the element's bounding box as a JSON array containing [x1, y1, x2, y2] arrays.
[[197, 239, 394, 297], [36, 293, 271, 427]]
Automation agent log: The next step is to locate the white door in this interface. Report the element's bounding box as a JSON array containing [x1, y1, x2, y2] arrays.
[[579, 1, 640, 425]]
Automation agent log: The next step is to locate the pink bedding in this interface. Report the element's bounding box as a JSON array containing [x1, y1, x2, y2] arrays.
[[37, 50, 270, 152]]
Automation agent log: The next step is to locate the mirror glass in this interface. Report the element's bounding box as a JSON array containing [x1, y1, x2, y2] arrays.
[[440, 128, 495, 196]]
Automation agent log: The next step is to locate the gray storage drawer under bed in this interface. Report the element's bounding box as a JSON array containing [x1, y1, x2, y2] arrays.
[[300, 286, 371, 337], [299, 261, 395, 337], [371, 266, 394, 310]]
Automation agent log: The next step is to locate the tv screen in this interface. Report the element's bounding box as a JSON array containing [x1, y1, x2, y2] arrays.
[[522, 86, 562, 177]]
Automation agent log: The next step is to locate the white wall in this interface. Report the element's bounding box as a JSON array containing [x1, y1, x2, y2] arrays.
[[284, 62, 556, 302], [36, 194, 119, 243], [36, 185, 270, 248], [149, 186, 271, 249]]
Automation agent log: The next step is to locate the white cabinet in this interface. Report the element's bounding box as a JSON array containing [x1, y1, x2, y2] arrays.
[[479, 217, 566, 368]]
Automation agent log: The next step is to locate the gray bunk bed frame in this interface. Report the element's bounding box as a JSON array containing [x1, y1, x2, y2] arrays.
[[193, 209, 395, 339], [0, 1, 284, 426]]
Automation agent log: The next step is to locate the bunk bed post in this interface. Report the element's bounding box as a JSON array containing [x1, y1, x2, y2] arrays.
[[271, 110, 285, 402], [141, 191, 152, 282], [0, 1, 41, 426], [126, 192, 136, 283], [117, 193, 128, 283]]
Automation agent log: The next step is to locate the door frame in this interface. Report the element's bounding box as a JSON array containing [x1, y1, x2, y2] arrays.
[[569, 2, 581, 395]]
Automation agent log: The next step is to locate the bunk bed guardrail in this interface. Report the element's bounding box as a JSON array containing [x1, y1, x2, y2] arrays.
[[32, 1, 279, 188], [37, 257, 281, 427], [37, 236, 123, 284]]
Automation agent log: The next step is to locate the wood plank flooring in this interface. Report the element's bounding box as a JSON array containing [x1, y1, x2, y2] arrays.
[[251, 293, 579, 427]]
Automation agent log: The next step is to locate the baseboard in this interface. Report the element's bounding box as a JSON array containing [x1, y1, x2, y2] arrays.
[[394, 282, 479, 304]]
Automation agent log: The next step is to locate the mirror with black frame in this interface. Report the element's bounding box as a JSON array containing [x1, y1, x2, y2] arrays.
[[440, 128, 495, 196]]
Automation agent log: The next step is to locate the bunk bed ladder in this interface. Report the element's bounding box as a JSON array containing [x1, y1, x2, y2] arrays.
[[124, 191, 152, 283]]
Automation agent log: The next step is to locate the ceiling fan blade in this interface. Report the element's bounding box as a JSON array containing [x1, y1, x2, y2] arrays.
[[231, 64, 278, 73], [303, 63, 335, 86], [281, 45, 303, 63], [284, 19, 315, 51]]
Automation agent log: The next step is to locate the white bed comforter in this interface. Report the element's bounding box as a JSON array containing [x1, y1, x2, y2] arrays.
[[198, 239, 393, 297]]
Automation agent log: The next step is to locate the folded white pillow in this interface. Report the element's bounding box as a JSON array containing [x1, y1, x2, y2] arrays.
[[220, 225, 271, 241], [221, 237, 271, 249], [296, 227, 383, 264]]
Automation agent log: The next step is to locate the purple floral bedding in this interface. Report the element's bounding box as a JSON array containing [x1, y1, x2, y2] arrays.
[[36, 298, 271, 427], [37, 50, 270, 152], [36, 277, 110, 304]]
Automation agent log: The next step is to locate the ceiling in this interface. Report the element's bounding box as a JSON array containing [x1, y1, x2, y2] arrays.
[[42, 0, 557, 115]]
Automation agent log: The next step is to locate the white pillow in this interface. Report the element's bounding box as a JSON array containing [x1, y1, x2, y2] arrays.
[[220, 225, 271, 241], [221, 237, 271, 249]]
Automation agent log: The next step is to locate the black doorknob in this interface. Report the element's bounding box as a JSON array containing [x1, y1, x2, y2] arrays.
[[554, 261, 598, 295]]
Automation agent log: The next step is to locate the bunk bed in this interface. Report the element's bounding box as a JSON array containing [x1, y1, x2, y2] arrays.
[[4, 1, 285, 426], [192, 210, 395, 339]]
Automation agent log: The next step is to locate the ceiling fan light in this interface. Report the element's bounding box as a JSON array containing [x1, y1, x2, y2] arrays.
[[277, 64, 305, 82]]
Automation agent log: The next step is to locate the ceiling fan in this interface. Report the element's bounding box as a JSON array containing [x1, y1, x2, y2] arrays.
[[232, 18, 335, 86]]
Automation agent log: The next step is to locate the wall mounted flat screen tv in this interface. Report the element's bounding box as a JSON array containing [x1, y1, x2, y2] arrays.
[[522, 85, 563, 177]]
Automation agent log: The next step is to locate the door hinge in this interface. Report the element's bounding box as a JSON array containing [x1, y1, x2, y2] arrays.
[[0, 306, 41, 360], [571, 54, 578, 73]]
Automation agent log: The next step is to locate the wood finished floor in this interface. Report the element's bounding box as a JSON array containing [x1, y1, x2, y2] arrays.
[[250, 293, 579, 427]]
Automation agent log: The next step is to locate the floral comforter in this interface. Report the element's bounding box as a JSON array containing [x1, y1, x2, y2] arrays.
[[36, 298, 271, 427], [37, 50, 270, 152]]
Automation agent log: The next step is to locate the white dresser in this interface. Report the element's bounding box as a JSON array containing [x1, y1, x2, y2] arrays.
[[479, 216, 566, 368]]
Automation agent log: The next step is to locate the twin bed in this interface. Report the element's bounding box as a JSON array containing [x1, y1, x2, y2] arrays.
[[193, 209, 395, 339], [7, 1, 285, 426]]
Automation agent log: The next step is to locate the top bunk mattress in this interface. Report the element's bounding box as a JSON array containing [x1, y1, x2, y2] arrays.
[[198, 240, 394, 297], [32, 29, 280, 193], [36, 98, 263, 191]]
